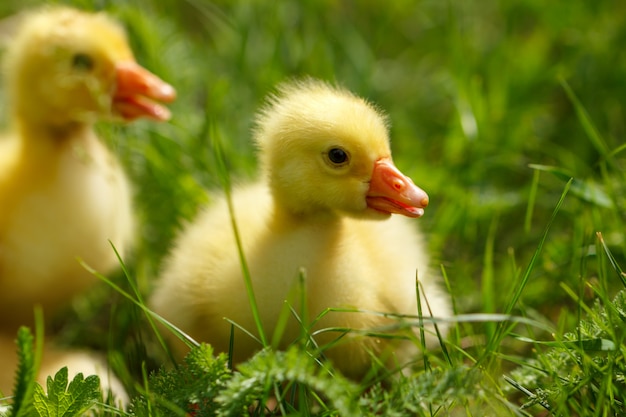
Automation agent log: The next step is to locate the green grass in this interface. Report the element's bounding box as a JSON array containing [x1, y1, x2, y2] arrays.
[[2, 0, 626, 415]]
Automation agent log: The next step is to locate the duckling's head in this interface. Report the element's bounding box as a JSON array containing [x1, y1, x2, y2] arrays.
[[3, 7, 175, 128], [254, 79, 429, 220]]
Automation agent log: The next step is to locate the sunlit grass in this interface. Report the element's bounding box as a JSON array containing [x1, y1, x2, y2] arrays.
[[1, 0, 626, 415]]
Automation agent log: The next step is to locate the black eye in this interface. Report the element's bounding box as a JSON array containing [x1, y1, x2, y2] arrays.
[[72, 53, 94, 71], [327, 147, 349, 165]]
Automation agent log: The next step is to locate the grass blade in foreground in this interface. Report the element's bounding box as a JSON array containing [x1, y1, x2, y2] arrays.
[[480, 178, 572, 365]]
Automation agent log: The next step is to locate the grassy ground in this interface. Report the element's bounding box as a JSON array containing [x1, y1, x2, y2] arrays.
[[1, 0, 626, 415]]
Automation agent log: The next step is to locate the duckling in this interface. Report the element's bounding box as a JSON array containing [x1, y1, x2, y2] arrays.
[[151, 79, 450, 379], [0, 6, 176, 331]]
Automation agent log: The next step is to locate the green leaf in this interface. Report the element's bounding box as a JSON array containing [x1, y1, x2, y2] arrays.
[[32, 368, 100, 417]]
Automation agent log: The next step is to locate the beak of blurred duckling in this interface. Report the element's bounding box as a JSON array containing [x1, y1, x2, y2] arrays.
[[112, 61, 176, 121]]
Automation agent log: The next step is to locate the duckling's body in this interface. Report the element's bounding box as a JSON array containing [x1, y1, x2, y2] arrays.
[[0, 6, 175, 330], [0, 125, 132, 328], [152, 79, 449, 379]]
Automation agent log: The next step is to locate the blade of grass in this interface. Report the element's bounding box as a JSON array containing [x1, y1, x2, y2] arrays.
[[418, 278, 451, 366], [524, 168, 540, 234], [222, 318, 262, 347], [504, 178, 571, 314], [559, 282, 596, 317], [481, 178, 571, 364], [596, 231, 626, 288], [511, 334, 616, 351], [209, 121, 268, 348], [227, 323, 235, 370], [416, 273, 429, 372], [482, 215, 498, 341], [529, 164, 613, 208], [79, 258, 200, 352], [270, 268, 307, 350], [559, 77, 612, 163], [100, 244, 182, 366], [503, 375, 553, 414], [440, 264, 464, 365]]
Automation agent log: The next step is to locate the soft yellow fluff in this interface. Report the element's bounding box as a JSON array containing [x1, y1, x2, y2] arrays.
[[0, 6, 174, 400], [151, 79, 449, 379]]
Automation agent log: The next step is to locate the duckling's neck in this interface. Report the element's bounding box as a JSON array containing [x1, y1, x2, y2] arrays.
[[11, 117, 98, 170], [271, 202, 343, 230], [15, 117, 93, 146], [268, 183, 343, 225]]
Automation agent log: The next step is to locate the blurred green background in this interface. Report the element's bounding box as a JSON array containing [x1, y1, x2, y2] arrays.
[[1, 0, 625, 393]]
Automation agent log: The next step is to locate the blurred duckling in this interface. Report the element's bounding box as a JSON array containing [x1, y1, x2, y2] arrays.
[[0, 6, 175, 403], [0, 6, 175, 330], [151, 79, 450, 379]]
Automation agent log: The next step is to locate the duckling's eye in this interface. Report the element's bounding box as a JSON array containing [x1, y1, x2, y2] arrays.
[[71, 53, 94, 71], [326, 147, 349, 166]]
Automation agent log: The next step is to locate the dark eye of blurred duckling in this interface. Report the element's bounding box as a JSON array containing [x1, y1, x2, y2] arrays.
[[71, 53, 94, 71]]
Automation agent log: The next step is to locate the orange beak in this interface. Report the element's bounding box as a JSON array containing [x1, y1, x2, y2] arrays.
[[366, 158, 429, 218], [113, 61, 176, 121]]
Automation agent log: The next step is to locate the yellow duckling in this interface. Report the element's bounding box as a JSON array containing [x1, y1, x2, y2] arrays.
[[0, 7, 175, 402], [151, 79, 450, 379], [0, 6, 175, 331]]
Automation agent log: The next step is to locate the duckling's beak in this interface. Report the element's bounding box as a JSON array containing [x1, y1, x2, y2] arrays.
[[366, 158, 429, 218], [113, 61, 176, 121]]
